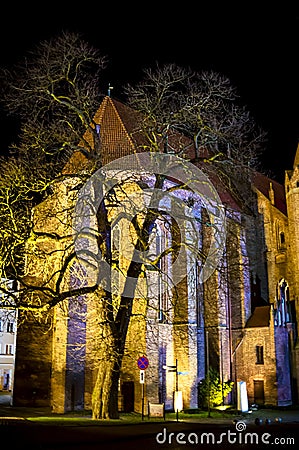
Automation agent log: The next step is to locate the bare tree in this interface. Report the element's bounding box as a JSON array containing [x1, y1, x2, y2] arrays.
[[0, 34, 266, 419], [124, 64, 267, 208]]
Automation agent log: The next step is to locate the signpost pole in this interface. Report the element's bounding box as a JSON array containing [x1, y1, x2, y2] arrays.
[[163, 361, 181, 422], [141, 382, 144, 421], [175, 359, 179, 422], [137, 357, 149, 421]]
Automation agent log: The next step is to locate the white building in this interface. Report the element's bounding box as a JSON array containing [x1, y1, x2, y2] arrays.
[[0, 279, 18, 393]]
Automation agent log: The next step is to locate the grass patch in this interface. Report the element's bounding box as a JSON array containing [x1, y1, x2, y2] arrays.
[[27, 416, 138, 426], [166, 409, 235, 420], [27, 411, 164, 426], [26, 409, 235, 426]]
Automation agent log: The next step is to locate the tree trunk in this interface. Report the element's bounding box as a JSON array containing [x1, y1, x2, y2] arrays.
[[108, 362, 121, 419], [91, 175, 164, 419], [90, 312, 122, 420], [91, 357, 115, 419]]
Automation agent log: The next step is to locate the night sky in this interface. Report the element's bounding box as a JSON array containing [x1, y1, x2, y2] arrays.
[[0, 4, 298, 183]]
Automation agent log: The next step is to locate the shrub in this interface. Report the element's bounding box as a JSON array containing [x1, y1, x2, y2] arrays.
[[198, 368, 234, 407]]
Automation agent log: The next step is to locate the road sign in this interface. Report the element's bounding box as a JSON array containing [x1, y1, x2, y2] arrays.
[[140, 370, 145, 384], [137, 355, 149, 370], [163, 364, 177, 373]]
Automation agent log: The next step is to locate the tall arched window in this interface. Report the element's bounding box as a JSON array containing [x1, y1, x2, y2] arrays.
[[274, 278, 290, 326], [148, 221, 169, 323], [276, 220, 286, 249]]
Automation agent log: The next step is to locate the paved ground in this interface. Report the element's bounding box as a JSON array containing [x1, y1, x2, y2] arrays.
[[1, 392, 299, 424], [0, 393, 298, 450]]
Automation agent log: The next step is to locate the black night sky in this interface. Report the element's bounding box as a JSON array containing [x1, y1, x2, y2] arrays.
[[0, 3, 298, 183]]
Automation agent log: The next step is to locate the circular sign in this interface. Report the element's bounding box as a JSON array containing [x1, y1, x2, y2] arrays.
[[137, 355, 149, 370]]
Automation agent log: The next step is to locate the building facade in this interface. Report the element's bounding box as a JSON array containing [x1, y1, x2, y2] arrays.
[[232, 162, 299, 407], [0, 279, 18, 396], [12, 96, 299, 412]]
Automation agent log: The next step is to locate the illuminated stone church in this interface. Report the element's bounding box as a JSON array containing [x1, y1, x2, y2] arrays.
[[12, 96, 299, 412]]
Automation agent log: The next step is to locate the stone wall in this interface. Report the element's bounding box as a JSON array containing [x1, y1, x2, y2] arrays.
[[237, 324, 277, 406], [13, 313, 53, 407]]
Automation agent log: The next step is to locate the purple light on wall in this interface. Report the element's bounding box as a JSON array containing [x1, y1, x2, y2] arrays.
[[65, 267, 87, 411]]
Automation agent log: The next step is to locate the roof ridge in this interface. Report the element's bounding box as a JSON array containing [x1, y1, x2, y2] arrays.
[[106, 96, 136, 153], [92, 95, 109, 124]]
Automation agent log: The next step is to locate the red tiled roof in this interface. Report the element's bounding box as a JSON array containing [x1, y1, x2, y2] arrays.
[[252, 171, 287, 215], [194, 161, 242, 212], [63, 97, 140, 173], [62, 96, 250, 212], [246, 305, 271, 328]]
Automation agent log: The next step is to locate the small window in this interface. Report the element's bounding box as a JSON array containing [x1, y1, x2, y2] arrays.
[[6, 322, 14, 333], [296, 181, 299, 188], [280, 232, 285, 245], [5, 344, 14, 355], [256, 345, 264, 364]]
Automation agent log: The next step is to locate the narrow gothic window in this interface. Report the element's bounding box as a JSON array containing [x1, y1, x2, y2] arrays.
[[280, 232, 285, 245], [256, 345, 264, 364], [158, 346, 167, 403], [157, 230, 168, 323], [274, 279, 290, 326], [149, 221, 169, 323]]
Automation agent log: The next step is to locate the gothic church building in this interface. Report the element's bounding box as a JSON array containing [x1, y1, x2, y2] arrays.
[[13, 96, 299, 412]]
